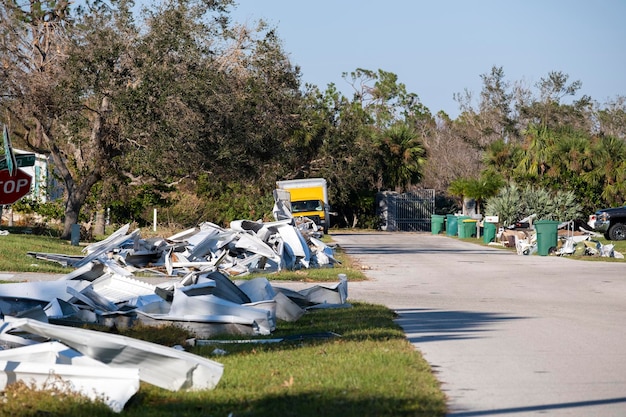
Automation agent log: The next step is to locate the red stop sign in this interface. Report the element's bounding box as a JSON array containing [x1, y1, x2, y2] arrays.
[[0, 168, 33, 205]]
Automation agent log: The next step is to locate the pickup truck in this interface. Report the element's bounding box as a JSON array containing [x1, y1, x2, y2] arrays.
[[590, 206, 626, 240]]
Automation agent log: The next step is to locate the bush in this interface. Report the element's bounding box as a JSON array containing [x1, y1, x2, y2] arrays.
[[11, 198, 65, 222], [484, 184, 521, 226], [485, 183, 583, 226], [107, 184, 172, 226], [158, 180, 275, 229]]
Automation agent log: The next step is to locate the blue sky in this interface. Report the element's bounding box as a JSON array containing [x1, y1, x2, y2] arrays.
[[230, 0, 626, 118]]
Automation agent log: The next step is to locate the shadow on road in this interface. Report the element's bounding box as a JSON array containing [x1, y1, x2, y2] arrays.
[[447, 396, 626, 416], [394, 308, 528, 344]]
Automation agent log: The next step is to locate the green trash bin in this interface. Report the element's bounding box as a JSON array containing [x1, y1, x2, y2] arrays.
[[456, 216, 470, 237], [446, 214, 459, 236], [483, 222, 497, 244], [535, 220, 560, 256], [431, 214, 445, 235], [459, 218, 477, 238]]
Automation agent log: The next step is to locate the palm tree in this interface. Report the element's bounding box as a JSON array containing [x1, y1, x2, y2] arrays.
[[548, 131, 593, 177], [483, 139, 523, 181], [515, 123, 554, 180], [376, 123, 427, 191], [448, 172, 504, 215], [584, 136, 626, 206]]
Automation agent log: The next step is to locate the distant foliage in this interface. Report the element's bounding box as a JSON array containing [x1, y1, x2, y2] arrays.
[[107, 185, 172, 226], [3, 3, 625, 233], [521, 186, 554, 220]]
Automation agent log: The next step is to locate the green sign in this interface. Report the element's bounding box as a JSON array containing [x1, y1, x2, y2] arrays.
[[0, 153, 36, 171], [2, 124, 17, 175]]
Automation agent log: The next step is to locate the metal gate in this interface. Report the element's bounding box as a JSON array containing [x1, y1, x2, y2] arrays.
[[377, 190, 435, 232]]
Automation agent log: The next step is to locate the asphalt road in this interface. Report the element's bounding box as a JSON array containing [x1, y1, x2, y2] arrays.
[[328, 232, 626, 417]]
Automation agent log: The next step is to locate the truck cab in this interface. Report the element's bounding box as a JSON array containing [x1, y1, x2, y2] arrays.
[[276, 178, 330, 234], [592, 205, 626, 241]]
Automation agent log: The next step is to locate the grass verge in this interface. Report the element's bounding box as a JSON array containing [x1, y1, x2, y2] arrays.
[[0, 232, 85, 273]]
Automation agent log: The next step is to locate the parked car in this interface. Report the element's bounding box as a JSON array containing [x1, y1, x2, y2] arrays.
[[591, 206, 626, 241]]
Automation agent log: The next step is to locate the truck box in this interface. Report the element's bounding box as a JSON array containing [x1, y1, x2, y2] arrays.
[[276, 178, 330, 233]]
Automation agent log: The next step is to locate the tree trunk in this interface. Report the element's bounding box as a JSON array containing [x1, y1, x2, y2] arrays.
[[351, 214, 359, 228], [60, 176, 99, 240], [61, 200, 81, 240], [33, 106, 106, 240]]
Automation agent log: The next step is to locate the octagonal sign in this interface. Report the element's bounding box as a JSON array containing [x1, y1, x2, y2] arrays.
[[0, 168, 33, 205]]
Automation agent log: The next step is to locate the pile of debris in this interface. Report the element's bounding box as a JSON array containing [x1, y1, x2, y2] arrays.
[[0, 218, 350, 411], [29, 218, 339, 276], [492, 218, 624, 258], [553, 235, 624, 258]]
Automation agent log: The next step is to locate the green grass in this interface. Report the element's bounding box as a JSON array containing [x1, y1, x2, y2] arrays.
[[0, 231, 446, 416], [0, 232, 85, 273]]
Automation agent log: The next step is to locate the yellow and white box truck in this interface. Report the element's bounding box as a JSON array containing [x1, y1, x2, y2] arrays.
[[276, 178, 330, 233]]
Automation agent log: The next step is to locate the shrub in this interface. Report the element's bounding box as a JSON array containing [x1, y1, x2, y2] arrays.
[[484, 183, 521, 226], [485, 183, 583, 225]]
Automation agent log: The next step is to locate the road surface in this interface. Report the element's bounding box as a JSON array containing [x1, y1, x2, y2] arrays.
[[329, 232, 626, 417]]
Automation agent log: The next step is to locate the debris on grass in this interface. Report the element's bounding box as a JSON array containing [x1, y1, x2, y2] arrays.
[[0, 218, 350, 412]]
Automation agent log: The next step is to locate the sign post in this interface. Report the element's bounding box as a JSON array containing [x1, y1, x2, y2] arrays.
[[2, 124, 17, 176]]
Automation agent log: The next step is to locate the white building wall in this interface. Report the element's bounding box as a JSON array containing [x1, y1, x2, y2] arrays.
[[13, 150, 58, 203]]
